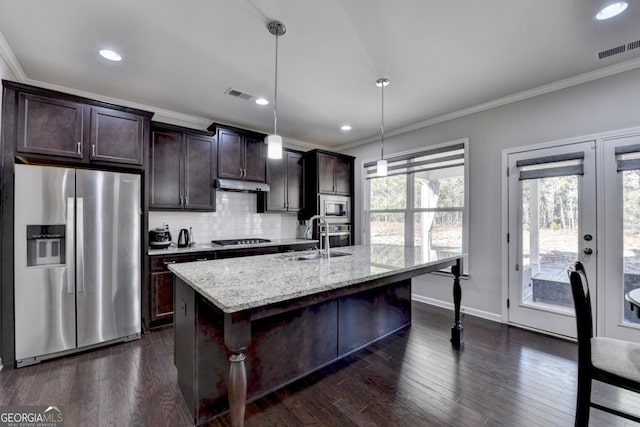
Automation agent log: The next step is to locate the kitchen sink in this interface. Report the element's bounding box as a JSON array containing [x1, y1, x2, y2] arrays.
[[281, 251, 352, 261]]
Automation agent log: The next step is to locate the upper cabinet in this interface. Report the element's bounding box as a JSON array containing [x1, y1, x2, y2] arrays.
[[89, 107, 146, 165], [209, 124, 266, 182], [317, 152, 351, 195], [258, 149, 303, 213], [16, 94, 85, 159], [10, 82, 151, 167], [308, 151, 353, 196], [149, 122, 216, 211]]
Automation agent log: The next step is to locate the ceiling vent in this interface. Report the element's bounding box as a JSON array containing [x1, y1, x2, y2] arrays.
[[597, 38, 640, 60], [225, 88, 253, 101], [598, 44, 626, 59], [628, 39, 640, 51]]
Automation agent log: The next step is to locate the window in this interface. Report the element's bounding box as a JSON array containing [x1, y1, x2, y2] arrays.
[[363, 140, 468, 272]]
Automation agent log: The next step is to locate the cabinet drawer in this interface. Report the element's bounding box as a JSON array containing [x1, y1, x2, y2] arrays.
[[150, 253, 214, 272], [215, 246, 279, 259]]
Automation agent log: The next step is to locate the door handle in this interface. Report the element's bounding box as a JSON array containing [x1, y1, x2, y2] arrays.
[[66, 197, 75, 294], [76, 197, 85, 293], [584, 248, 593, 255], [91, 144, 96, 158], [76, 142, 82, 155]]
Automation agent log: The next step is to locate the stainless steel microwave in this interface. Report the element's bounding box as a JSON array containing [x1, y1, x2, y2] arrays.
[[319, 195, 350, 223]]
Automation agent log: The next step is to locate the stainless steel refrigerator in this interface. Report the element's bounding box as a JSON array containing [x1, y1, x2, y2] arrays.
[[14, 164, 141, 367]]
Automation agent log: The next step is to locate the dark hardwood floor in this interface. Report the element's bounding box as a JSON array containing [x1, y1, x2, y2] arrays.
[[1, 302, 639, 426]]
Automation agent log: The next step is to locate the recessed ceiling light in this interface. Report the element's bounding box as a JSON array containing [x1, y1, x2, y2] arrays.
[[341, 125, 352, 131], [595, 1, 630, 20], [254, 97, 269, 106], [99, 49, 122, 61]]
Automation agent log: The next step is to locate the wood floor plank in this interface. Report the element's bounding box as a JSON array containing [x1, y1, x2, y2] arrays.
[[3, 302, 640, 426]]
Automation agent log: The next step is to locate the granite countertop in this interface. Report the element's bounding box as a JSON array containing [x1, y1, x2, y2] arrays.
[[148, 238, 317, 256], [168, 244, 463, 314]]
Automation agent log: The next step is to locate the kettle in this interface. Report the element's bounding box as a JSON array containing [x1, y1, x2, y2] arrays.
[[177, 228, 191, 248]]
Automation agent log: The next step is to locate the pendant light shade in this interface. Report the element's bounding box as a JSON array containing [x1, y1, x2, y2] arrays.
[[376, 159, 388, 176], [265, 20, 286, 160], [266, 134, 283, 159], [376, 78, 390, 177]]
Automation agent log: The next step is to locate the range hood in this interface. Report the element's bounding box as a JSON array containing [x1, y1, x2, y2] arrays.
[[214, 178, 270, 192]]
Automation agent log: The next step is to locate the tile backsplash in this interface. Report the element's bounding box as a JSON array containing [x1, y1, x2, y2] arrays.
[[149, 191, 299, 244]]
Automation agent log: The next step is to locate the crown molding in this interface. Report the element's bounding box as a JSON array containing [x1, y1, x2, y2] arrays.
[[0, 31, 27, 81], [336, 57, 640, 152]]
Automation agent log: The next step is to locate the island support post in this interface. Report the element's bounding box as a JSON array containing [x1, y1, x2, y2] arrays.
[[450, 258, 464, 349], [224, 313, 251, 427]]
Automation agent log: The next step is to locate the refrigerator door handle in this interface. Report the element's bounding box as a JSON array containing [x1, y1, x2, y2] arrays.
[[77, 197, 85, 294], [66, 197, 75, 294]]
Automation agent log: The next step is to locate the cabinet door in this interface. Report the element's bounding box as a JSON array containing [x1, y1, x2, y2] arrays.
[[150, 129, 183, 209], [151, 272, 174, 322], [90, 107, 145, 165], [318, 153, 336, 194], [244, 135, 266, 181], [217, 128, 244, 179], [266, 155, 287, 211], [16, 93, 84, 159], [184, 134, 215, 211], [334, 156, 351, 195], [286, 151, 303, 211]]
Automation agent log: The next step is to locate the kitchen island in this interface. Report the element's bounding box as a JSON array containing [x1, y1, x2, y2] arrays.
[[169, 245, 464, 426]]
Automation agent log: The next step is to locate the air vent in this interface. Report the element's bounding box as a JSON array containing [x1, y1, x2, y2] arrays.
[[629, 39, 640, 51], [225, 88, 253, 101], [598, 44, 626, 59]]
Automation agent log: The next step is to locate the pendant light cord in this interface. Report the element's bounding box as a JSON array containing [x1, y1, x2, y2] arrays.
[[380, 82, 385, 161], [273, 32, 279, 136]]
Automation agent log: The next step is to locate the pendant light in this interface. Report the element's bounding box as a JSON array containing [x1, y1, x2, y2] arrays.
[[376, 78, 390, 176], [265, 20, 286, 160]]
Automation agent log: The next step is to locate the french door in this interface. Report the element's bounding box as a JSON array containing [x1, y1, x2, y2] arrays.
[[508, 134, 640, 342], [601, 135, 640, 342], [507, 141, 596, 338]]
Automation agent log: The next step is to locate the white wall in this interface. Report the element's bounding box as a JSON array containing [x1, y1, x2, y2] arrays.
[[343, 67, 640, 319], [149, 191, 299, 244]]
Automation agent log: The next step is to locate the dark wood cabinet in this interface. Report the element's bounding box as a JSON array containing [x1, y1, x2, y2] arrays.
[[90, 106, 145, 165], [317, 152, 352, 195], [302, 149, 355, 221], [148, 252, 216, 329], [209, 123, 266, 182], [12, 83, 151, 167], [150, 123, 216, 211], [151, 272, 175, 322], [244, 135, 266, 181], [146, 243, 318, 329], [258, 149, 303, 213], [16, 93, 85, 159]]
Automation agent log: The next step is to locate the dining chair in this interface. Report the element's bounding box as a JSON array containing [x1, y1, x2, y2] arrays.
[[567, 261, 640, 426]]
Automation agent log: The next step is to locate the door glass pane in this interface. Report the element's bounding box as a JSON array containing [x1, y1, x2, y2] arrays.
[[623, 169, 640, 325], [521, 176, 578, 314], [369, 213, 404, 245]]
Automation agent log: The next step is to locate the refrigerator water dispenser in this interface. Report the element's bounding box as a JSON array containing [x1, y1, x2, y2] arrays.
[[26, 224, 65, 266]]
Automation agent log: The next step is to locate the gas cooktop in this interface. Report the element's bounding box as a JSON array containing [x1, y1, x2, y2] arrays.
[[211, 238, 272, 246]]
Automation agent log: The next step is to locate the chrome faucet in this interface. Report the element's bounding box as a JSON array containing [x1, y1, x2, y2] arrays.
[[306, 215, 330, 258]]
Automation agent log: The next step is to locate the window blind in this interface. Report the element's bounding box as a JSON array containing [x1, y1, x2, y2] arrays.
[[364, 142, 465, 179], [516, 152, 584, 180], [615, 144, 640, 172]]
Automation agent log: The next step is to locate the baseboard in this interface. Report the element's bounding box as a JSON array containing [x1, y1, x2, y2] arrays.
[[412, 295, 502, 323]]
